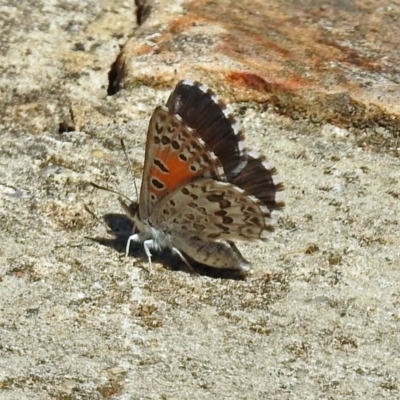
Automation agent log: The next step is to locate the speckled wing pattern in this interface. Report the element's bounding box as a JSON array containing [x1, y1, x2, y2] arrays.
[[153, 179, 275, 242], [125, 80, 284, 272], [138, 105, 225, 220]]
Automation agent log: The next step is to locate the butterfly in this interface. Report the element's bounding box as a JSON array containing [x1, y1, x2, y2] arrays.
[[119, 80, 284, 273]]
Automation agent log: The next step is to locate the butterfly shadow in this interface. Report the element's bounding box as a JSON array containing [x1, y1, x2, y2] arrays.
[[89, 213, 247, 280]]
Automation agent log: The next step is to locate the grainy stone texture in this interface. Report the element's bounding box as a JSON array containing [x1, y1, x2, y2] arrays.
[[0, 0, 399, 399]]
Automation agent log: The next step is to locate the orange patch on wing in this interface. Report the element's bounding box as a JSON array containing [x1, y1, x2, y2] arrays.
[[148, 147, 198, 196]]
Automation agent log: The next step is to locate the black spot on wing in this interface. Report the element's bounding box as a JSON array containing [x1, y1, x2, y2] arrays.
[[151, 178, 165, 190], [154, 158, 169, 173]]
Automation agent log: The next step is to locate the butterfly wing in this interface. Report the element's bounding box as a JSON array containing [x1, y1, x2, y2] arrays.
[[127, 82, 283, 271], [139, 106, 225, 219], [166, 80, 246, 177], [171, 235, 251, 271], [230, 152, 284, 212], [166, 80, 284, 213], [152, 179, 277, 243]]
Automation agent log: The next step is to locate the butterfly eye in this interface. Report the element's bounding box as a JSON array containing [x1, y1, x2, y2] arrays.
[[129, 203, 139, 217], [118, 199, 137, 216]]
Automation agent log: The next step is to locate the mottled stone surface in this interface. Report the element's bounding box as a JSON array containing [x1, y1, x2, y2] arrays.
[[118, 0, 400, 142], [0, 0, 399, 399]]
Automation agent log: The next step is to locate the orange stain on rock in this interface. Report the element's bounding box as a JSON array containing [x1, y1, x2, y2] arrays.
[[226, 72, 273, 92], [226, 71, 307, 94]]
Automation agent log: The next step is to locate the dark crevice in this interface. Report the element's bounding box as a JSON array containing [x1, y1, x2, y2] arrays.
[[107, 1, 152, 96], [134, 0, 151, 26], [107, 51, 125, 96]]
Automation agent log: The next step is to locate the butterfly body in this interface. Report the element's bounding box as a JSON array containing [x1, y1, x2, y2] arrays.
[[122, 80, 284, 272]]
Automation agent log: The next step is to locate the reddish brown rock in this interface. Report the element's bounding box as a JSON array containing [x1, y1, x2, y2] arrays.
[[114, 0, 400, 137]]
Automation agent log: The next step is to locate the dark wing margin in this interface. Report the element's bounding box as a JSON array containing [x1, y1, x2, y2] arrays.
[[230, 152, 285, 212], [167, 80, 284, 213], [166, 79, 246, 178]]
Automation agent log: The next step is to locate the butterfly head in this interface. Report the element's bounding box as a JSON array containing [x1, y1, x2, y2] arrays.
[[118, 197, 140, 227]]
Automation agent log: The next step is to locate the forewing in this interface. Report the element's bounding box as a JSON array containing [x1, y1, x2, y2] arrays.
[[166, 80, 246, 177], [167, 80, 284, 212], [139, 106, 225, 219], [153, 179, 278, 242]]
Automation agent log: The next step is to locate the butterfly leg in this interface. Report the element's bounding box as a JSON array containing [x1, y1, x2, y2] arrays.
[[125, 234, 154, 272], [170, 247, 197, 274], [125, 233, 140, 257], [143, 239, 155, 273]]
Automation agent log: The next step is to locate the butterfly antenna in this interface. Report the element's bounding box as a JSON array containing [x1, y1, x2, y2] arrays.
[[90, 182, 132, 204], [84, 204, 106, 226], [120, 138, 139, 200]]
